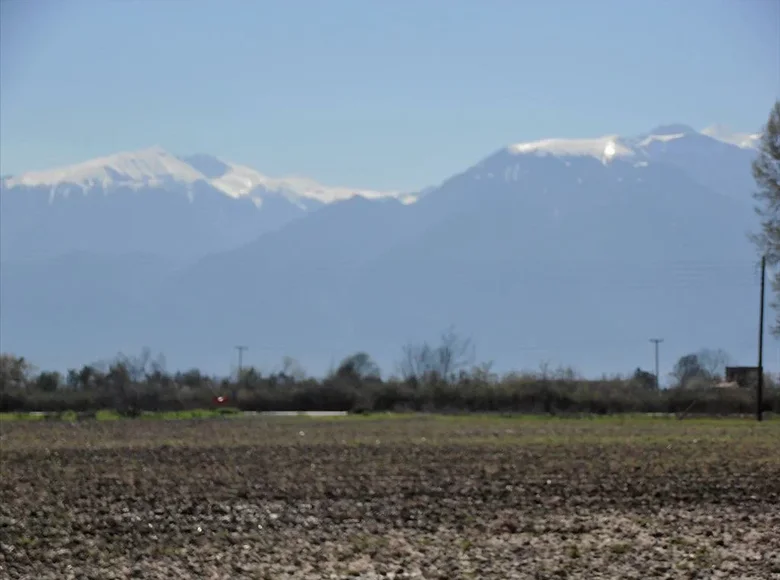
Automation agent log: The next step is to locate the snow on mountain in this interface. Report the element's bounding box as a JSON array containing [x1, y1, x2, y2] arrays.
[[148, 123, 761, 378], [2, 124, 756, 208], [0, 148, 418, 262], [0, 148, 414, 206], [634, 124, 697, 148], [208, 161, 416, 205], [496, 124, 759, 200], [504, 124, 760, 164], [508, 135, 636, 163], [179, 154, 232, 179], [2, 146, 204, 193], [0, 122, 767, 376], [187, 153, 416, 205], [701, 124, 762, 149]]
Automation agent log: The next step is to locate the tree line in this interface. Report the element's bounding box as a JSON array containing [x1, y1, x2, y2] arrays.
[[1, 332, 777, 417]]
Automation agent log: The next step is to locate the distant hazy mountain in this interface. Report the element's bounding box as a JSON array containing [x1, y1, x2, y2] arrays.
[[0, 147, 413, 262], [0, 251, 169, 368], [0, 126, 768, 377], [628, 124, 759, 200]]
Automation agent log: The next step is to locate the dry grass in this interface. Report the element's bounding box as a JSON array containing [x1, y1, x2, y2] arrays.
[[1, 415, 779, 579]]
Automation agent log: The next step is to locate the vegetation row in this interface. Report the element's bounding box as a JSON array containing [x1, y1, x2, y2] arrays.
[[2, 333, 777, 418]]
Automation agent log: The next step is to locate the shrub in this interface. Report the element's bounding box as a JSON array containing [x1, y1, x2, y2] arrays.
[[3, 349, 778, 417]]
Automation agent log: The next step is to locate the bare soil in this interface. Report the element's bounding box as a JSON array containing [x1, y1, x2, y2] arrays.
[[1, 416, 779, 579]]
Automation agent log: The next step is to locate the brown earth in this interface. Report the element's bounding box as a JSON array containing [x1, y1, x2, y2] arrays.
[[1, 416, 779, 579]]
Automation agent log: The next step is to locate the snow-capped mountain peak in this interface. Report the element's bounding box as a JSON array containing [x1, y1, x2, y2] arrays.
[[701, 124, 762, 149], [632, 125, 695, 148], [1, 148, 417, 205], [508, 135, 635, 163], [503, 124, 760, 167], [1, 146, 205, 191]]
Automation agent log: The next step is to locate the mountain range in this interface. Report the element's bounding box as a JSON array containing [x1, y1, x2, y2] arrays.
[[0, 124, 769, 379], [0, 146, 417, 262]]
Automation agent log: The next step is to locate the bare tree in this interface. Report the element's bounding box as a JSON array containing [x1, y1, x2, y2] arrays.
[[105, 348, 166, 416], [437, 329, 475, 377], [537, 360, 553, 380], [695, 348, 731, 380], [106, 358, 136, 416], [466, 360, 499, 384], [113, 348, 164, 383], [399, 341, 429, 382], [751, 100, 780, 333], [280, 356, 307, 382], [398, 328, 475, 384], [670, 348, 731, 387]]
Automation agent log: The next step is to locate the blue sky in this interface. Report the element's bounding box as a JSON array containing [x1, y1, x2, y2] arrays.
[[1, 0, 778, 190]]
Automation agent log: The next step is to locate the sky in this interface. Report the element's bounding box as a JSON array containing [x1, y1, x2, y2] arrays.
[[1, 0, 778, 191]]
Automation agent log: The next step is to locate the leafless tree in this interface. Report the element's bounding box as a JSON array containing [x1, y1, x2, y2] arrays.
[[750, 100, 780, 333], [280, 356, 307, 382], [670, 348, 732, 387], [398, 328, 475, 384], [105, 348, 166, 416], [695, 348, 732, 380], [466, 361, 499, 384]]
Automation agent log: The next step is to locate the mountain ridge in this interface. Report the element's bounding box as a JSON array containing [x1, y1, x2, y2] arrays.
[[1, 122, 759, 198], [0, 123, 769, 377], [0, 147, 415, 205]]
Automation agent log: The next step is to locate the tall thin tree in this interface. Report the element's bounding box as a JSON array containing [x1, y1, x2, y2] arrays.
[[751, 100, 780, 334]]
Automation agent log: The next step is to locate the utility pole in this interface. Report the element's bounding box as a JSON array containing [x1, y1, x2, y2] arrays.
[[235, 346, 248, 379], [234, 346, 248, 403], [757, 256, 766, 422], [650, 338, 663, 389]]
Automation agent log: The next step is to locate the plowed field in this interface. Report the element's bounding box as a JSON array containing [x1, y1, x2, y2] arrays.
[[1, 415, 778, 579]]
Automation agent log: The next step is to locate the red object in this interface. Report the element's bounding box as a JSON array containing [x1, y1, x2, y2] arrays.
[[213, 395, 228, 405]]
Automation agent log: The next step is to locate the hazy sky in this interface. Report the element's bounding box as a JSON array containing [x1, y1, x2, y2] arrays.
[[1, 0, 778, 190]]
